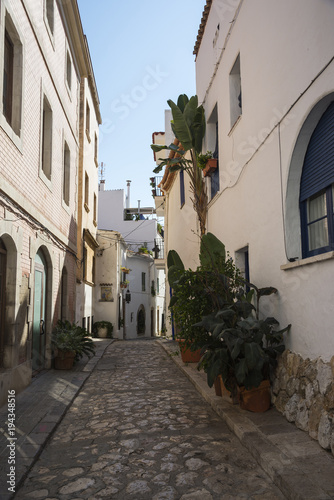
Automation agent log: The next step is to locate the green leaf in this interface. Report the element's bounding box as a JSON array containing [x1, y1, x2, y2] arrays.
[[168, 265, 182, 288], [169, 295, 178, 308], [257, 287, 278, 297], [245, 342, 265, 370], [153, 164, 164, 174], [177, 94, 189, 112], [168, 99, 193, 151], [235, 358, 248, 385], [200, 232, 226, 270], [191, 105, 206, 154], [167, 250, 184, 270], [243, 370, 264, 390], [151, 144, 168, 152]]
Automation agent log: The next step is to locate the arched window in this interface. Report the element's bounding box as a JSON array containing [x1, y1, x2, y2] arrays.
[[300, 101, 334, 258], [0, 238, 7, 367]]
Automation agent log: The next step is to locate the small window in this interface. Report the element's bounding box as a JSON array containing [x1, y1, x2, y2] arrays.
[[86, 101, 90, 139], [63, 141, 70, 205], [45, 0, 54, 35], [83, 246, 87, 281], [93, 193, 97, 223], [180, 170, 185, 207], [157, 277, 159, 294], [229, 54, 242, 128], [92, 256, 95, 285], [94, 133, 98, 165], [141, 272, 146, 292], [41, 95, 53, 180], [2, 13, 23, 136], [66, 50, 72, 91], [84, 172, 89, 211]]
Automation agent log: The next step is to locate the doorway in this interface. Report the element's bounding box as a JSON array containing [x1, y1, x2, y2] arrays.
[[32, 250, 47, 372]]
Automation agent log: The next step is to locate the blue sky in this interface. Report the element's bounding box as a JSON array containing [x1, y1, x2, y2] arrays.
[[77, 0, 205, 210]]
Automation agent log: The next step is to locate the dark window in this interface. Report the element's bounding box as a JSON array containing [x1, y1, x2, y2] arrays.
[[180, 169, 185, 207], [0, 239, 7, 368], [41, 96, 53, 180], [46, 0, 54, 34], [66, 51, 72, 90], [3, 30, 14, 125], [300, 102, 334, 257], [211, 121, 220, 199], [63, 142, 70, 205], [141, 272, 146, 292]]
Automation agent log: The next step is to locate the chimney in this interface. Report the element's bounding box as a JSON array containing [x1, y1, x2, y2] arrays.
[[99, 180, 105, 192], [126, 180, 131, 209]]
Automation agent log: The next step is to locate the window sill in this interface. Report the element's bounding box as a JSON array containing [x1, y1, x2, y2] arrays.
[[280, 251, 334, 270]]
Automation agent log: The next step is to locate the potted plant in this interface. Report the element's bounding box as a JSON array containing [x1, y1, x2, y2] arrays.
[[92, 320, 113, 338], [52, 320, 96, 370], [197, 151, 217, 177], [120, 280, 129, 289], [151, 94, 208, 236], [196, 279, 291, 412], [167, 233, 240, 363]]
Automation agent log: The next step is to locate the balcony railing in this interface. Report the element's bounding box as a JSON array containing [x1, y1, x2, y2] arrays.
[[153, 238, 164, 260]]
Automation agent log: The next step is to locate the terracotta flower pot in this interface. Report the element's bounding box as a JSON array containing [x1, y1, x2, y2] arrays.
[[54, 350, 76, 370], [214, 377, 222, 397], [203, 158, 218, 177], [177, 340, 201, 363], [238, 379, 271, 412]]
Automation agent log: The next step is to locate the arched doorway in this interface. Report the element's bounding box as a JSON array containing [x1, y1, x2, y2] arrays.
[[32, 250, 47, 372], [0, 238, 7, 368], [137, 305, 145, 336]]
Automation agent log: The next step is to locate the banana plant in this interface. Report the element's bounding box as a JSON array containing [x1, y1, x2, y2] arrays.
[[151, 94, 208, 236]]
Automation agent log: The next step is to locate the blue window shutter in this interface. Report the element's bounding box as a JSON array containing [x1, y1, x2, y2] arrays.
[[180, 169, 185, 207], [300, 101, 334, 201]]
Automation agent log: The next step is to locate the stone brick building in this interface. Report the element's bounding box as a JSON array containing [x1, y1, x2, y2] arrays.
[[0, 0, 100, 406]]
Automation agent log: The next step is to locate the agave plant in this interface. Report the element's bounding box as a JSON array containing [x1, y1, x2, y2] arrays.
[[151, 94, 208, 236]]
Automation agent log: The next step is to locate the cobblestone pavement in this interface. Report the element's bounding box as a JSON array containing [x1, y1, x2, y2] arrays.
[[15, 339, 286, 499]]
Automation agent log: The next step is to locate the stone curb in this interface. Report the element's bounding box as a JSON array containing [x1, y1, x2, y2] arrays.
[[156, 339, 334, 500], [0, 338, 114, 500]]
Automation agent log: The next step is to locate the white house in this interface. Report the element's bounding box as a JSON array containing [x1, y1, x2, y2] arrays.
[[158, 0, 334, 453], [94, 230, 165, 339]]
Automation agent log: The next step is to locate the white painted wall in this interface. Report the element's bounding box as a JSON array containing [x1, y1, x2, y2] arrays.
[[192, 0, 334, 361], [98, 188, 157, 253]]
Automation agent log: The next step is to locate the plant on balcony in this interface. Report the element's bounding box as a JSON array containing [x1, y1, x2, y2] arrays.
[[120, 280, 129, 289], [197, 151, 217, 177], [151, 94, 208, 236]]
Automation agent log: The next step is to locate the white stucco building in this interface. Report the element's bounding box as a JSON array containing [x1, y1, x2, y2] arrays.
[[95, 230, 166, 339], [158, 0, 334, 452]]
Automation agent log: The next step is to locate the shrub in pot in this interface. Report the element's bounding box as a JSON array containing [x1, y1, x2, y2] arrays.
[[92, 321, 113, 338], [196, 285, 291, 411], [52, 320, 96, 369], [167, 233, 241, 362]]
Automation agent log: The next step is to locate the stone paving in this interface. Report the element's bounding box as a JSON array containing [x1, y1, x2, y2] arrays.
[[14, 340, 286, 499]]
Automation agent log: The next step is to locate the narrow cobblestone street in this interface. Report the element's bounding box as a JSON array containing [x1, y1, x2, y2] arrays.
[[14, 339, 285, 499]]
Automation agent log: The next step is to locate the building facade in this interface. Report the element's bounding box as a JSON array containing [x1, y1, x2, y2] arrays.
[[0, 0, 100, 406], [159, 0, 334, 452]]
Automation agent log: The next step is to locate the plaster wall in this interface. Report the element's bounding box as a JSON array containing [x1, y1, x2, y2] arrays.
[[196, 0, 334, 361]]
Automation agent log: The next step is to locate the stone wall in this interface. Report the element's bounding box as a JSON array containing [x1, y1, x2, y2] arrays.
[[272, 350, 334, 455]]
